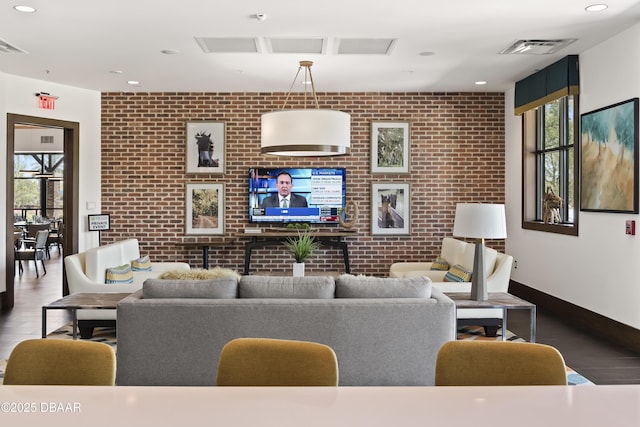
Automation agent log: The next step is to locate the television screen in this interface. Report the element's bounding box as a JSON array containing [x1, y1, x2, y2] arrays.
[[249, 167, 346, 224]]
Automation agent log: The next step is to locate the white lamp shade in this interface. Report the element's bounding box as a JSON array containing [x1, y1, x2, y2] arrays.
[[453, 203, 507, 239], [261, 109, 351, 156]]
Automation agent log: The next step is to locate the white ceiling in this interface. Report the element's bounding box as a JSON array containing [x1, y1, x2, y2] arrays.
[[0, 0, 639, 93]]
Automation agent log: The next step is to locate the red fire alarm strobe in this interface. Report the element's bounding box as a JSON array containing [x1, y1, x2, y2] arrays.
[[36, 92, 59, 110]]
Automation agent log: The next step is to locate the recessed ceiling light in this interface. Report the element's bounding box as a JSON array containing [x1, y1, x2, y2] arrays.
[[475, 81, 488, 85], [161, 49, 179, 55], [14, 5, 36, 13], [585, 4, 608, 12], [127, 80, 140, 86], [419, 51, 435, 57], [110, 70, 124, 74]]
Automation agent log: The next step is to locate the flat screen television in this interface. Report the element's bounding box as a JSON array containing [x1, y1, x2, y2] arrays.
[[249, 167, 346, 224]]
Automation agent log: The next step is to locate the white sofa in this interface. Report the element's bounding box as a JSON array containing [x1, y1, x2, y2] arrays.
[[64, 238, 190, 337], [389, 237, 513, 336]]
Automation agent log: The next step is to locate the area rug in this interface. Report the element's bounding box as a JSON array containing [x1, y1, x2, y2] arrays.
[[0, 324, 593, 385]]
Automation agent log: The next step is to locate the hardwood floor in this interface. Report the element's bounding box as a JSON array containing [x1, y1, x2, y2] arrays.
[[504, 308, 640, 385], [0, 250, 71, 360], [2, 252, 640, 384]]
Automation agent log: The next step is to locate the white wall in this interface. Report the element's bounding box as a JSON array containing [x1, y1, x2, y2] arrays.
[[505, 23, 640, 330], [0, 73, 102, 293]]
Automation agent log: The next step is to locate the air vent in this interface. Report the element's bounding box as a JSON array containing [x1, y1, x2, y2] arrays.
[[264, 38, 325, 54], [41, 135, 54, 144], [336, 38, 397, 55], [195, 37, 259, 53], [499, 39, 576, 55], [0, 38, 27, 54]]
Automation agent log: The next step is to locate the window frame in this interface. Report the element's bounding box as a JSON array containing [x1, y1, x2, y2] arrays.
[[521, 95, 579, 236]]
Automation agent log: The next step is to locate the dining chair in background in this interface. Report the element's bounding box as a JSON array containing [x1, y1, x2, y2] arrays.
[[15, 229, 49, 277]]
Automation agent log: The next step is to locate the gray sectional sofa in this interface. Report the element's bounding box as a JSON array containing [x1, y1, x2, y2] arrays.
[[116, 274, 456, 386]]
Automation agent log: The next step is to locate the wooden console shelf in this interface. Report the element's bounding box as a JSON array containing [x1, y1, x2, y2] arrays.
[[238, 230, 356, 275]]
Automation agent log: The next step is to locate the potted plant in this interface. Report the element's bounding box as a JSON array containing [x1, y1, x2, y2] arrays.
[[282, 228, 321, 276]]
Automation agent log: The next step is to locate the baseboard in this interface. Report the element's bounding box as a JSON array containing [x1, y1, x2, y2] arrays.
[[509, 280, 640, 354]]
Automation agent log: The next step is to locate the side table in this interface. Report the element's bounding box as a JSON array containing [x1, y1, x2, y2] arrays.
[[42, 293, 131, 339], [447, 292, 537, 342]]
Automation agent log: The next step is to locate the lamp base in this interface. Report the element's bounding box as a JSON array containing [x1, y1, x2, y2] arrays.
[[470, 239, 488, 301]]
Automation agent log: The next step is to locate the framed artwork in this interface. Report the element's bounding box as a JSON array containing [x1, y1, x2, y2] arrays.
[[371, 121, 410, 173], [580, 98, 639, 213], [371, 183, 410, 235], [186, 121, 225, 174], [185, 183, 224, 235]]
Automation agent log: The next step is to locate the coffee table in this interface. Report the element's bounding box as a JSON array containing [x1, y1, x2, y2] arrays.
[[447, 292, 537, 342], [42, 293, 131, 339]]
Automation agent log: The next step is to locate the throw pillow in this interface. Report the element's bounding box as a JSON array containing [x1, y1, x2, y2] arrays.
[[239, 276, 335, 299], [335, 274, 432, 298], [131, 255, 152, 271], [105, 264, 134, 284], [430, 256, 449, 271], [443, 264, 473, 282], [158, 267, 241, 280], [143, 277, 238, 299]]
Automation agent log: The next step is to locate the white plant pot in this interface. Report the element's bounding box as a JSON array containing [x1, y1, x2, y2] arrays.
[[292, 262, 305, 277]]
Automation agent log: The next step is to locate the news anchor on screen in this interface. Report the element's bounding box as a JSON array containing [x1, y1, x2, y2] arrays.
[[260, 171, 308, 208]]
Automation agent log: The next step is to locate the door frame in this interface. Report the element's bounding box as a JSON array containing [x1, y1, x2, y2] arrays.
[[2, 114, 79, 309]]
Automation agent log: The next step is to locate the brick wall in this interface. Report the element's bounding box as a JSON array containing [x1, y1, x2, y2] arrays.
[[101, 92, 505, 276]]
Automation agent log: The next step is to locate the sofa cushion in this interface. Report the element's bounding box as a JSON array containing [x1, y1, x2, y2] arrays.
[[239, 276, 335, 299], [131, 255, 152, 271], [159, 267, 241, 280], [430, 256, 450, 271], [335, 275, 432, 298], [443, 264, 473, 282], [105, 264, 134, 284], [143, 277, 238, 299]]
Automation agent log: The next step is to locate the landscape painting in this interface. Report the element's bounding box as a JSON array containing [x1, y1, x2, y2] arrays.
[[580, 98, 639, 213], [185, 183, 224, 235]]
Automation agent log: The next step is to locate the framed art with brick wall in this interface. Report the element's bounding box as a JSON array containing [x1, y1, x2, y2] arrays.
[[371, 121, 410, 173], [185, 183, 224, 235], [186, 121, 225, 174], [371, 182, 410, 235]]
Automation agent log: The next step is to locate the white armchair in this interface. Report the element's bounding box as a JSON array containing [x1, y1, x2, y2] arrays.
[[390, 237, 514, 336]]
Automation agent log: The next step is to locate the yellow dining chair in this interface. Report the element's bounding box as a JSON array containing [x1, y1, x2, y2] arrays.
[[3, 339, 116, 385], [216, 338, 339, 386], [435, 340, 567, 386]]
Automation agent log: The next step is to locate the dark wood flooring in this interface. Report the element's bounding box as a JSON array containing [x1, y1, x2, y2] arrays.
[[1, 251, 640, 384], [0, 249, 71, 361]]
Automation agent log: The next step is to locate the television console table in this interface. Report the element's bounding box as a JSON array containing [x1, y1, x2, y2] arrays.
[[239, 230, 356, 275], [175, 239, 231, 269]]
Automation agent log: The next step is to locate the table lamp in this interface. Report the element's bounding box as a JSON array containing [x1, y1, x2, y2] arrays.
[[453, 203, 507, 301]]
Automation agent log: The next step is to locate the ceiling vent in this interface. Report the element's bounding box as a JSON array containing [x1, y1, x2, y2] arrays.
[[499, 39, 576, 55], [264, 38, 325, 54], [336, 38, 397, 55], [0, 38, 27, 54], [195, 37, 259, 53]]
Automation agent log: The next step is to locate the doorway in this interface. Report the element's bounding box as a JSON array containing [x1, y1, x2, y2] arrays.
[[2, 114, 79, 310]]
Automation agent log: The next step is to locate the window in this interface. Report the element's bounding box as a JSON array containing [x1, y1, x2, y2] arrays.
[[14, 153, 64, 222], [522, 95, 579, 235]]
